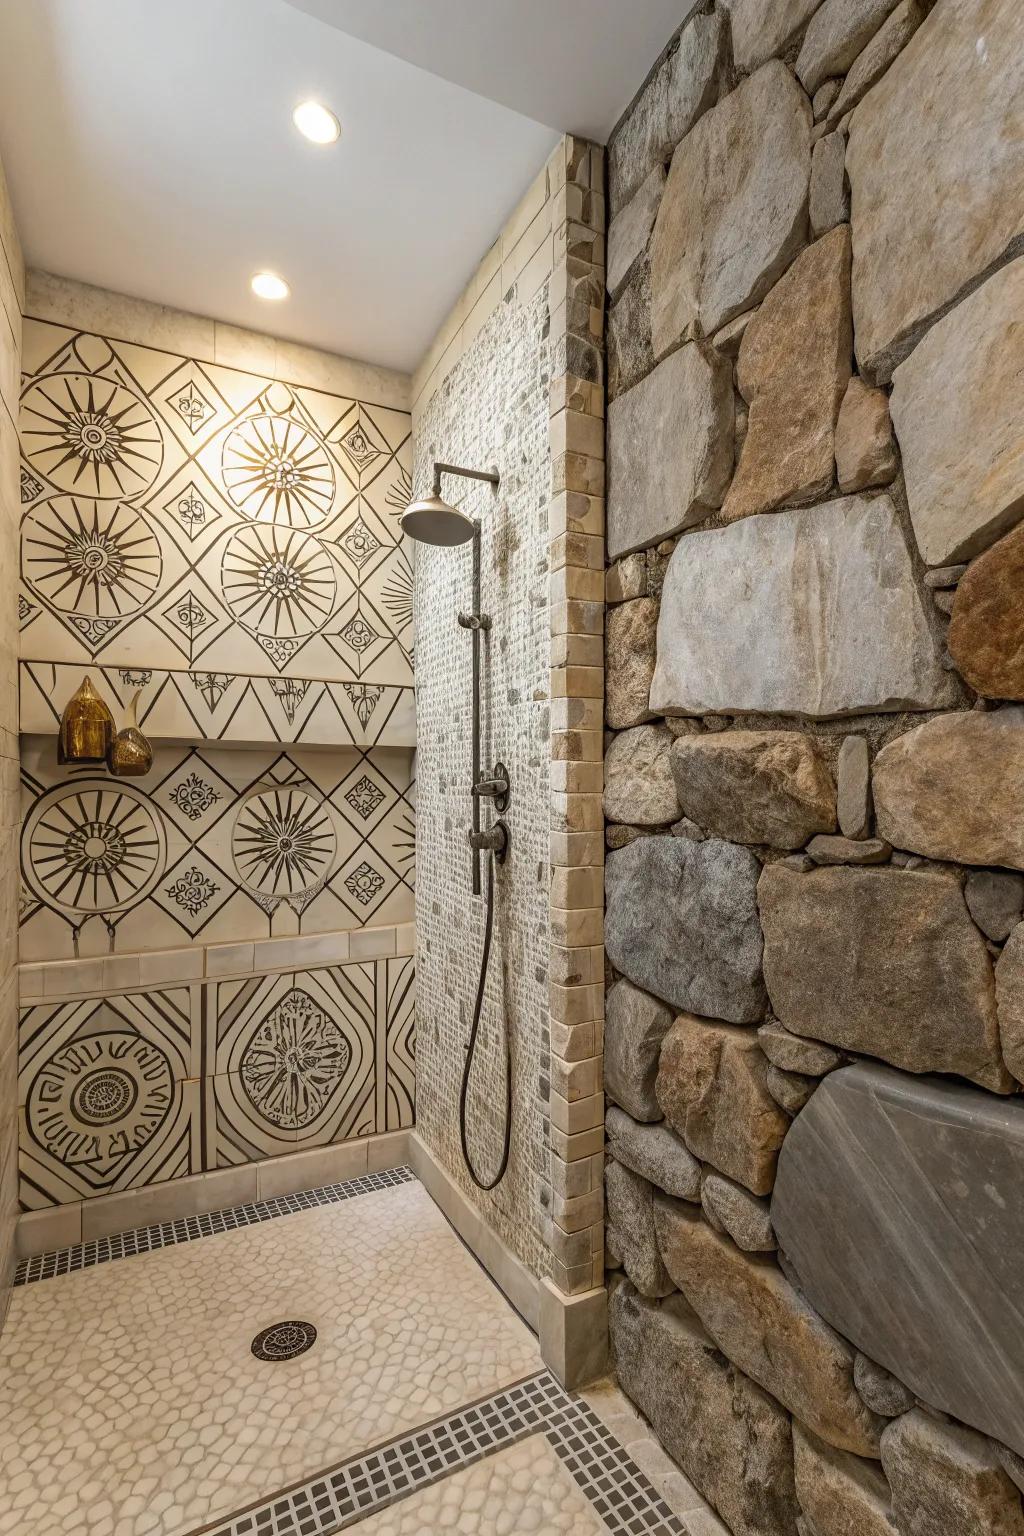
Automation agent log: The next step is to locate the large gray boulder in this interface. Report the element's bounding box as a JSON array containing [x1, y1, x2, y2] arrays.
[[607, 341, 732, 560], [845, 0, 1024, 381], [723, 225, 852, 523], [759, 863, 1010, 1092], [772, 1063, 1024, 1457], [793, 1423, 897, 1536], [650, 61, 811, 354], [657, 1016, 788, 1195], [610, 1280, 802, 1536], [605, 836, 767, 1023], [872, 709, 1024, 872], [881, 1412, 1024, 1536], [670, 730, 836, 849], [650, 496, 956, 719], [607, 166, 663, 298], [891, 259, 1024, 566], [654, 1199, 884, 1456], [606, 1104, 702, 1201], [605, 1159, 674, 1298], [604, 977, 673, 1122]]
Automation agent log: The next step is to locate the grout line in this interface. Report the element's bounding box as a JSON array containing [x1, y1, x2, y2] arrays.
[[13, 1165, 416, 1286]]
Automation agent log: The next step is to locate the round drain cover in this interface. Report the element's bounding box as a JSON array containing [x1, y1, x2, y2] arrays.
[[251, 1320, 318, 1361]]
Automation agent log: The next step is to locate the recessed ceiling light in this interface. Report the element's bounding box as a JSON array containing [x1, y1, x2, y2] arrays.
[[251, 271, 290, 301], [293, 100, 341, 145]]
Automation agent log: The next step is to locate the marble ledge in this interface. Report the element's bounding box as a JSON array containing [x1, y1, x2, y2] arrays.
[[19, 922, 416, 1001]]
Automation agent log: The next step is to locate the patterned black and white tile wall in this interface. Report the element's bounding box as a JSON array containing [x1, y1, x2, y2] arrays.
[[17, 956, 415, 1209], [18, 320, 413, 684], [18, 739, 415, 959], [16, 314, 416, 962]]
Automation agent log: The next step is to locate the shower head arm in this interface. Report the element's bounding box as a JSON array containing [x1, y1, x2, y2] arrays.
[[432, 461, 500, 497]]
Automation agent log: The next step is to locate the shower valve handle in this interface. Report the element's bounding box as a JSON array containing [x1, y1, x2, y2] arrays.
[[458, 611, 492, 631], [472, 774, 509, 800]]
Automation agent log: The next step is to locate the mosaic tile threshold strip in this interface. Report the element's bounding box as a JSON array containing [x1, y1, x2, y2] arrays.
[[197, 1370, 686, 1536], [14, 1165, 416, 1285]]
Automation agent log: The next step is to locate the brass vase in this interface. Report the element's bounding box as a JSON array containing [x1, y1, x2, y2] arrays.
[[107, 691, 153, 777], [58, 676, 114, 764]]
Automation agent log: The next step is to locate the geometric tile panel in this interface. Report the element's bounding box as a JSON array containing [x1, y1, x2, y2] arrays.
[[19, 662, 416, 748], [18, 958, 414, 1208], [17, 987, 202, 1208], [19, 319, 413, 687], [18, 739, 415, 961]]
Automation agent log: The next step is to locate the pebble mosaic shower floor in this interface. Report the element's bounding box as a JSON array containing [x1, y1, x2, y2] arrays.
[[0, 1171, 723, 1535]]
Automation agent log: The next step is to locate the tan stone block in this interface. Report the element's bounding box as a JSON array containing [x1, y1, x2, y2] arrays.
[[553, 450, 606, 498], [550, 984, 604, 1028], [551, 760, 603, 795], [550, 1089, 605, 1138], [550, 373, 602, 418], [550, 407, 605, 461], [551, 1019, 598, 1062], [549, 831, 604, 868], [551, 1055, 603, 1105], [550, 905, 603, 946], [549, 599, 604, 637], [551, 565, 605, 604], [551, 531, 605, 572], [550, 490, 605, 538], [552, 731, 603, 763], [550, 695, 602, 733], [549, 946, 603, 988], [551, 1188, 604, 1233], [550, 1150, 602, 1199], [551, 1122, 605, 1163], [550, 665, 603, 698], [551, 866, 604, 909], [551, 633, 604, 669]]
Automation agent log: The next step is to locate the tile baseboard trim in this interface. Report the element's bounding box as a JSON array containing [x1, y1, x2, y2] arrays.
[[408, 1131, 607, 1391], [16, 1129, 412, 1267]]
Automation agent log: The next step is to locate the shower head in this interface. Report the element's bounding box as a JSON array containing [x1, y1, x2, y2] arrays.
[[400, 494, 477, 547], [400, 461, 500, 548]]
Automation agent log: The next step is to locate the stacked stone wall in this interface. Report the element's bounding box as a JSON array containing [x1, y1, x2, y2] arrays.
[[603, 2, 1024, 1531]]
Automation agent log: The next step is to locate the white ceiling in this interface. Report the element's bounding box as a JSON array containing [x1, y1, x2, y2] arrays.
[[0, 0, 687, 374]]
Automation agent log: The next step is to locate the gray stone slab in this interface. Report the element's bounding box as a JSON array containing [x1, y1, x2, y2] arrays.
[[772, 1061, 1024, 1457], [607, 342, 733, 561], [650, 496, 956, 718]]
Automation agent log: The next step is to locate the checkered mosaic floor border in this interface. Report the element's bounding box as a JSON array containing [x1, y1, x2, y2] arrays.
[[198, 1370, 686, 1536], [14, 1165, 416, 1285]]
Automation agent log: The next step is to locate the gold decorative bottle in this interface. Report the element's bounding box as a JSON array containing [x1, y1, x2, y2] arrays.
[[58, 675, 114, 764], [107, 690, 153, 776]]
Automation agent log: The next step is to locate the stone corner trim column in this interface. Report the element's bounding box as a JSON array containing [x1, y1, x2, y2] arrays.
[[546, 133, 607, 1300], [772, 1062, 1024, 1461], [758, 862, 1010, 1092], [650, 495, 956, 718], [650, 58, 811, 354]]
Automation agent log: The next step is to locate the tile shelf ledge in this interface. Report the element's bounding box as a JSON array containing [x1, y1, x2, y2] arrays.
[[19, 920, 416, 1000]]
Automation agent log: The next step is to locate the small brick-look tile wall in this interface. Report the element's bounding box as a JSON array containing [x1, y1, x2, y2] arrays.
[[412, 136, 607, 1295], [603, 2, 1024, 1533]]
